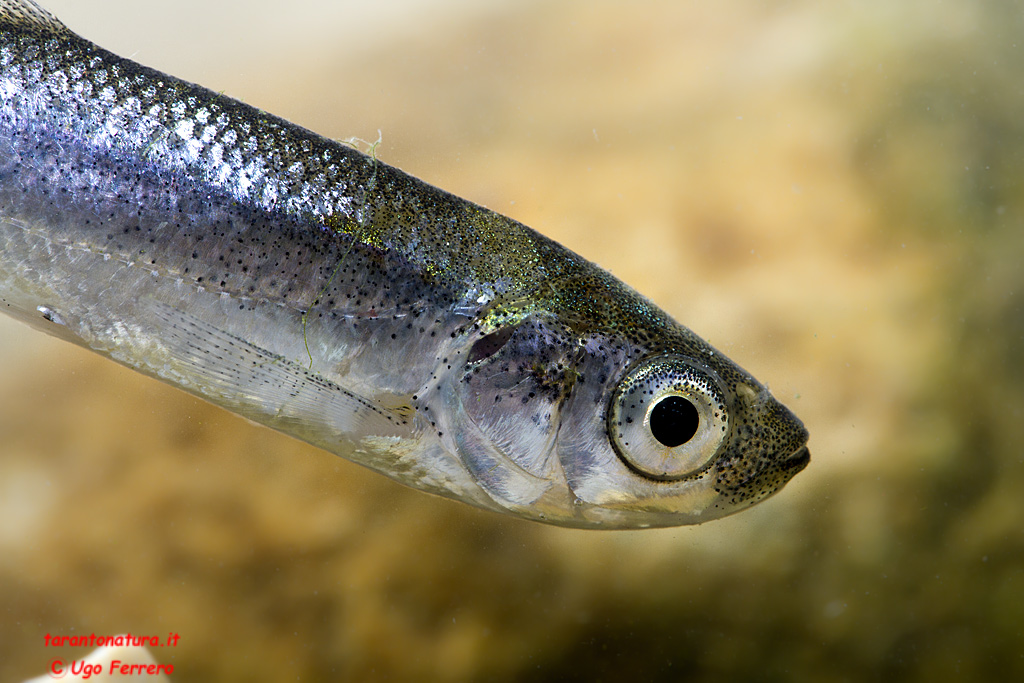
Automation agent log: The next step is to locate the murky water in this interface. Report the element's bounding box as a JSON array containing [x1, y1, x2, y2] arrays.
[[3, 1, 1022, 680]]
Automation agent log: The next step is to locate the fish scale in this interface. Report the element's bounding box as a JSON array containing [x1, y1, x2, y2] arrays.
[[0, 0, 808, 528]]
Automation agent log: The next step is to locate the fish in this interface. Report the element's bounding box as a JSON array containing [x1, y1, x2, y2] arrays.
[[0, 0, 809, 529]]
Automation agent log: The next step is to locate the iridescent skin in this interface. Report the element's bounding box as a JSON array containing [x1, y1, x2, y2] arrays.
[[0, 0, 809, 528]]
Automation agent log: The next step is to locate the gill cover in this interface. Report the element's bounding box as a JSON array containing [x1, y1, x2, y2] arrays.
[[448, 316, 581, 505]]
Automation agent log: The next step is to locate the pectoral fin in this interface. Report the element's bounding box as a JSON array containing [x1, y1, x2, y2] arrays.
[[149, 302, 415, 445]]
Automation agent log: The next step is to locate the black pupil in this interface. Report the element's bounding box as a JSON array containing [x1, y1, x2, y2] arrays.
[[649, 396, 699, 447]]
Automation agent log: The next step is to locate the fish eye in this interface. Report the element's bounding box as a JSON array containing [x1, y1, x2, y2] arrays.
[[608, 356, 730, 480]]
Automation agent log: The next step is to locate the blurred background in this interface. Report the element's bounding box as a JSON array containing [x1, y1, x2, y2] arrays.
[[3, 0, 1022, 680]]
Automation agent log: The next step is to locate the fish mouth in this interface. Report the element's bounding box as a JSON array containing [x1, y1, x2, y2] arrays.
[[783, 444, 811, 473]]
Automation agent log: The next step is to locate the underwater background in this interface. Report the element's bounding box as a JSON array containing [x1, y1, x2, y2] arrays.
[[2, 0, 1022, 680]]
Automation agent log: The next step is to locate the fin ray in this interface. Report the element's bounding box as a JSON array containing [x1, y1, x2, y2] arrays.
[[149, 302, 415, 445]]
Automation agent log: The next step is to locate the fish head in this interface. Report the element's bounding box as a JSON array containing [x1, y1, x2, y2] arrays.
[[556, 345, 811, 528], [434, 303, 809, 529]]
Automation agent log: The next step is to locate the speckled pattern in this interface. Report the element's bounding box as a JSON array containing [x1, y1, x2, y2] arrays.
[[0, 0, 808, 527]]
